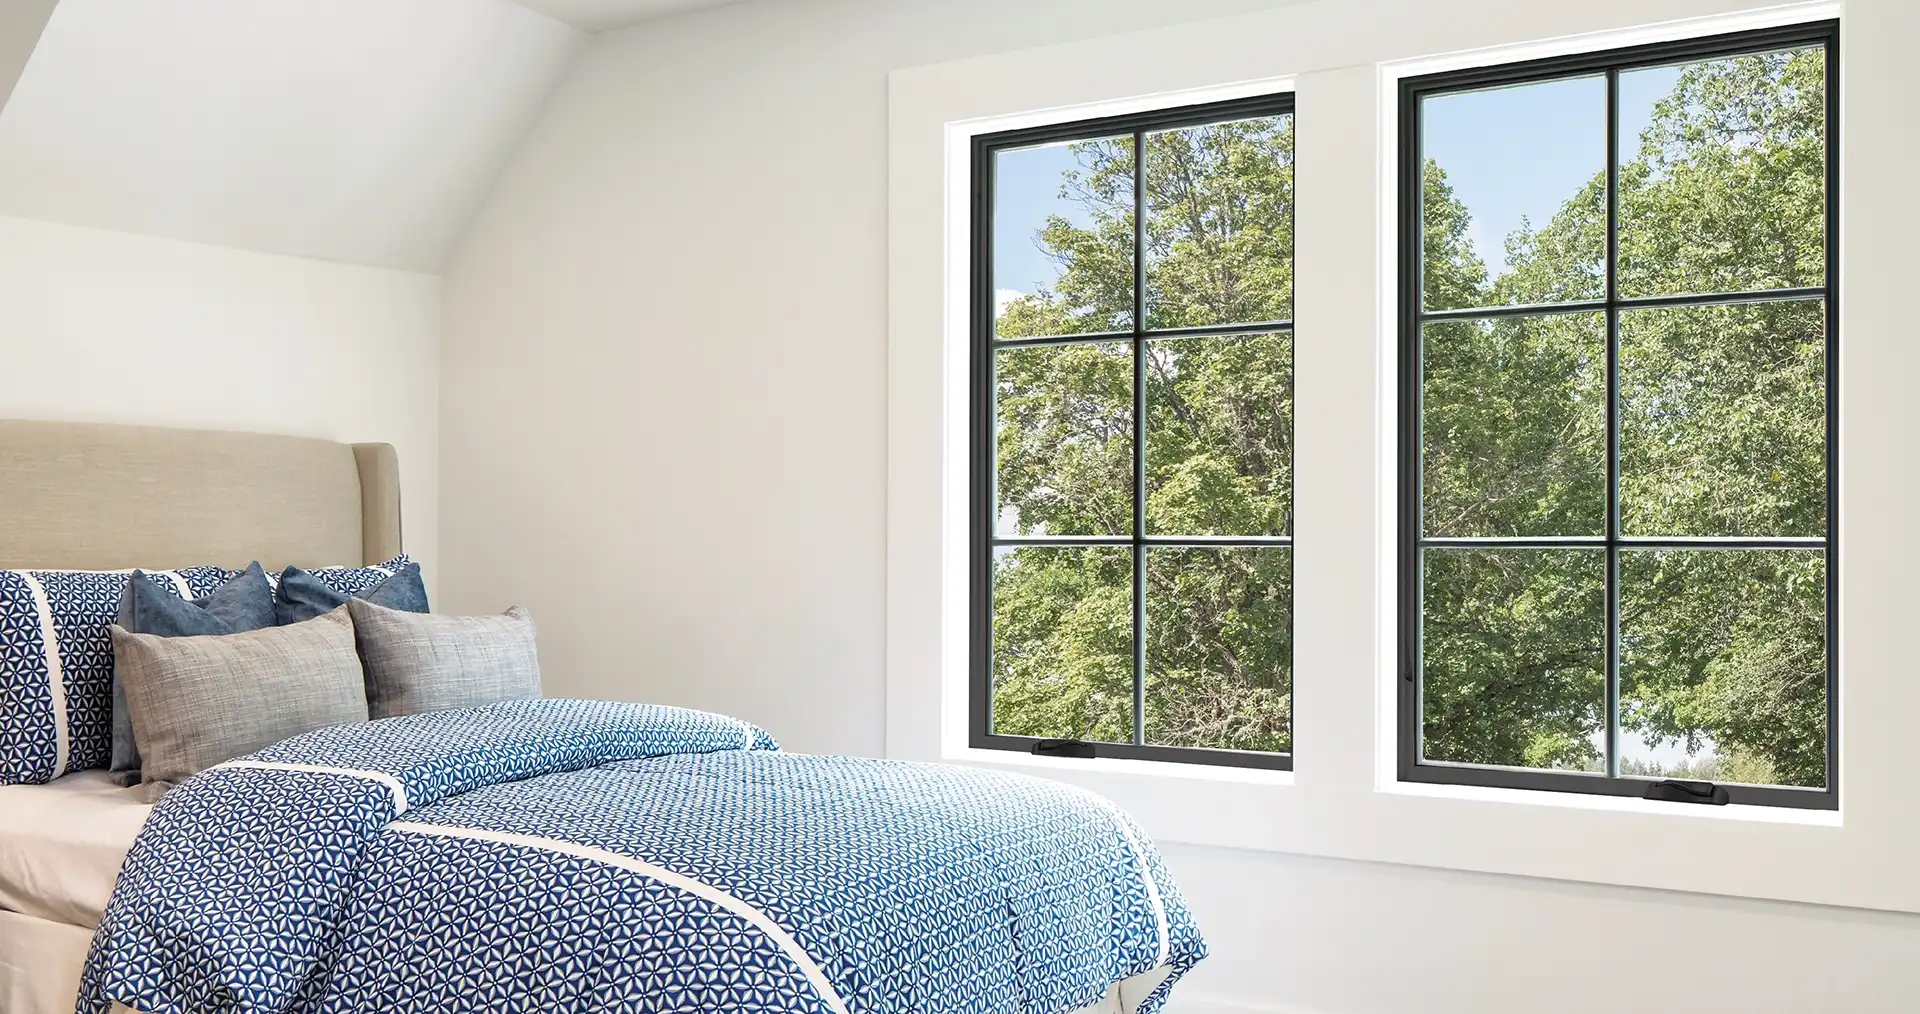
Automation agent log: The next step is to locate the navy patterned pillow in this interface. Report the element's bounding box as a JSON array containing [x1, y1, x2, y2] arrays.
[[277, 554, 413, 597], [0, 566, 227, 784], [272, 555, 425, 626]]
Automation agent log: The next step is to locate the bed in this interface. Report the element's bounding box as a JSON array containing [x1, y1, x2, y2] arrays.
[[0, 420, 1197, 1014], [0, 419, 401, 1014]]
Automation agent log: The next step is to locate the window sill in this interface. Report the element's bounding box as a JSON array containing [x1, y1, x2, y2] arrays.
[[944, 746, 1297, 787], [947, 747, 1831, 826], [1381, 779, 1842, 827], [938, 744, 1864, 907]]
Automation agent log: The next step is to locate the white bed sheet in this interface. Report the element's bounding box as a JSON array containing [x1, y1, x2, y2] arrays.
[[0, 907, 94, 1014], [0, 771, 152, 928]]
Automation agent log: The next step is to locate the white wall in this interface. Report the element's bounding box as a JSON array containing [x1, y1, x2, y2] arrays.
[[441, 0, 1296, 753], [1165, 841, 1920, 1013], [0, 216, 442, 578], [441, 0, 1920, 1011], [0, 0, 581, 589]]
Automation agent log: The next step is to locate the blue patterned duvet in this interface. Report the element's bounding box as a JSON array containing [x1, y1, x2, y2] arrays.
[[79, 699, 1205, 1014]]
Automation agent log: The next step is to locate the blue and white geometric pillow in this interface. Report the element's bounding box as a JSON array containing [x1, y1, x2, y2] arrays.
[[266, 554, 413, 597], [0, 566, 227, 784]]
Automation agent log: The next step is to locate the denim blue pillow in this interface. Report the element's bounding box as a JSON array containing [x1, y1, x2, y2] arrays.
[[274, 558, 428, 626], [108, 563, 278, 786]]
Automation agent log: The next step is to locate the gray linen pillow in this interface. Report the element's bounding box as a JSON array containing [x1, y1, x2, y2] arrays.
[[110, 563, 279, 786], [110, 607, 369, 792], [346, 598, 540, 718]]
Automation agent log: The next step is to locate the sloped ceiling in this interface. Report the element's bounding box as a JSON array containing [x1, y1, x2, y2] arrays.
[[507, 0, 745, 32], [0, 0, 582, 272], [0, 0, 57, 115]]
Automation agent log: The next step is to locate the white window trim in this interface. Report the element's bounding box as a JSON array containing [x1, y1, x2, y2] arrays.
[[886, 0, 1920, 912]]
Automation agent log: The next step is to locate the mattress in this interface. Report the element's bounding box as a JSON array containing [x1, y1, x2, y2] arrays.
[[0, 770, 152, 927]]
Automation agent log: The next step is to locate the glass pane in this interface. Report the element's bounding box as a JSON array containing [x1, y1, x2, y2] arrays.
[[1422, 313, 1606, 537], [1420, 76, 1606, 312], [1620, 299, 1825, 538], [1421, 548, 1606, 772], [1145, 332, 1291, 536], [993, 137, 1136, 339], [1618, 47, 1826, 298], [1620, 549, 1827, 788], [995, 342, 1132, 537], [1145, 547, 1291, 752], [1144, 114, 1294, 329], [991, 546, 1134, 743]]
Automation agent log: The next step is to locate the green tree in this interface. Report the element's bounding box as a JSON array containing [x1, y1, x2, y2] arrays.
[[1420, 48, 1827, 786], [991, 47, 1829, 786], [992, 118, 1296, 751]]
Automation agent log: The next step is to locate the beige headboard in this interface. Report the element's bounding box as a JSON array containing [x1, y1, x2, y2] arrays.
[[0, 420, 401, 571]]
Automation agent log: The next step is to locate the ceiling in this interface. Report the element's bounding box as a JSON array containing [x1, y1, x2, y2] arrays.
[[0, 0, 748, 271], [508, 0, 747, 32], [0, 0, 56, 115], [0, 0, 581, 272]]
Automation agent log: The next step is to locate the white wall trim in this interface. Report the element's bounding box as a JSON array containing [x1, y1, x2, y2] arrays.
[[885, 0, 1920, 914], [1174, 999, 1329, 1014]]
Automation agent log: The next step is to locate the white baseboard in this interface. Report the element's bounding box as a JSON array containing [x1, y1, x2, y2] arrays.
[[1165, 995, 1328, 1014]]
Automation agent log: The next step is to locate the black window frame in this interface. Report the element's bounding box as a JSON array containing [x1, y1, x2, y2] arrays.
[[1396, 21, 1840, 810], [970, 92, 1298, 772]]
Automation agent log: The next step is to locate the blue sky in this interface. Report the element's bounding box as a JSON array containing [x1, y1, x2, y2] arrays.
[[1424, 74, 1607, 277], [993, 139, 1108, 304], [1423, 66, 1681, 277], [991, 65, 1684, 300]]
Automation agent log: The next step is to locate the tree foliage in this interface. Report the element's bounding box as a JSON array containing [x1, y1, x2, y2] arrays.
[[989, 49, 1828, 785], [993, 119, 1295, 752]]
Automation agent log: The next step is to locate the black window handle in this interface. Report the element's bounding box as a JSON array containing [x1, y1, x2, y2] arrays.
[[1645, 779, 1730, 805], [1033, 739, 1097, 759]]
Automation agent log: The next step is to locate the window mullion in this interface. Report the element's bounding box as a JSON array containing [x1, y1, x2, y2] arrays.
[[1604, 66, 1623, 781], [1131, 128, 1149, 749]]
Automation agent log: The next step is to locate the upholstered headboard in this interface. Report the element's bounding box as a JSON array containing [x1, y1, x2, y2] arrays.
[[0, 420, 401, 571]]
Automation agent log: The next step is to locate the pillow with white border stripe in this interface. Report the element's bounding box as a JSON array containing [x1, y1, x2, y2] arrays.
[[269, 555, 413, 599], [271, 554, 422, 627], [0, 566, 227, 785]]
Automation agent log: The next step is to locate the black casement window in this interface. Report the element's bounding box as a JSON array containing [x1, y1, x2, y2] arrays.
[[971, 93, 1296, 770], [1398, 22, 1838, 808]]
